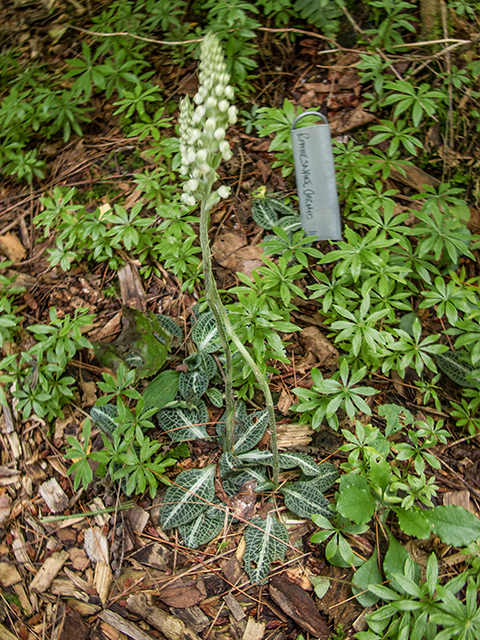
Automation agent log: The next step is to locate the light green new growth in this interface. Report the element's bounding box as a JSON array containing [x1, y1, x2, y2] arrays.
[[178, 33, 279, 484]]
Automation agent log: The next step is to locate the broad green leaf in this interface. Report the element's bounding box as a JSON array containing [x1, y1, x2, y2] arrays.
[[383, 532, 419, 593], [352, 550, 382, 607], [281, 481, 334, 519], [427, 505, 480, 546], [90, 404, 117, 437], [192, 312, 220, 353], [251, 200, 279, 230], [233, 410, 268, 455], [178, 509, 224, 548], [310, 575, 330, 599], [399, 311, 420, 337], [161, 464, 215, 530], [243, 514, 289, 584], [143, 370, 180, 410], [157, 406, 210, 442], [336, 474, 375, 524], [395, 508, 430, 539]]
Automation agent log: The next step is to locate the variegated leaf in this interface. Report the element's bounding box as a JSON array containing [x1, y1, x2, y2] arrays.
[[161, 465, 215, 530], [243, 514, 289, 584], [251, 200, 279, 230], [280, 481, 334, 519], [178, 510, 224, 548], [157, 406, 210, 442], [237, 449, 273, 466], [233, 410, 268, 455], [179, 370, 209, 401], [90, 404, 118, 437], [192, 312, 220, 353]]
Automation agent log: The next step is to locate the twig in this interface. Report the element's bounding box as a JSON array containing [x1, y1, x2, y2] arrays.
[[68, 23, 202, 45], [440, 0, 454, 153]]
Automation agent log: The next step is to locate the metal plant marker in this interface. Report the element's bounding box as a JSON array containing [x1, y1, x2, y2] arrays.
[[291, 111, 342, 241]]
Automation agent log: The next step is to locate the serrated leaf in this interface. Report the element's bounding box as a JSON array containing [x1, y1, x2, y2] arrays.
[[143, 370, 180, 410], [178, 510, 224, 548], [157, 406, 210, 442], [243, 514, 289, 584], [436, 350, 479, 388], [161, 465, 215, 530], [395, 508, 431, 539], [90, 404, 118, 436], [179, 370, 209, 401], [337, 474, 375, 524], [155, 314, 183, 340], [233, 410, 269, 455], [352, 550, 382, 607], [192, 312, 220, 353], [281, 481, 334, 519], [251, 200, 279, 230], [426, 505, 480, 546]]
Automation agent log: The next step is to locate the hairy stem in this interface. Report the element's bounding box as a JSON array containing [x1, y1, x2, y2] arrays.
[[199, 184, 279, 485]]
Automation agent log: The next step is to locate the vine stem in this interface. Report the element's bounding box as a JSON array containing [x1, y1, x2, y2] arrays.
[[199, 182, 279, 486]]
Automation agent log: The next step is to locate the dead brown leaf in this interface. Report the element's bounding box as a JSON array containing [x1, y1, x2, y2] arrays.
[[299, 326, 339, 369], [329, 105, 377, 135], [158, 577, 206, 608], [0, 233, 26, 261]]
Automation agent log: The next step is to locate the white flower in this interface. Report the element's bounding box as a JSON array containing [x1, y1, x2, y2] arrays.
[[222, 149, 232, 161], [190, 129, 201, 143], [193, 93, 204, 105], [181, 193, 196, 206], [217, 185, 230, 199], [214, 127, 225, 141], [219, 140, 230, 154], [227, 106, 237, 125], [186, 149, 196, 164], [196, 149, 208, 162], [205, 117, 216, 132], [225, 86, 234, 100], [206, 96, 217, 108], [184, 179, 199, 193], [215, 85, 224, 97], [218, 99, 229, 112]]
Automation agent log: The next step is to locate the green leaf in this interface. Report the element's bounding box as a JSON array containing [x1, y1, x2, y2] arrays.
[[178, 509, 224, 548], [179, 370, 209, 401], [426, 505, 480, 546], [205, 387, 223, 407], [251, 200, 279, 230], [161, 465, 215, 530], [395, 508, 431, 539], [143, 370, 180, 410], [191, 312, 220, 353], [90, 404, 118, 437], [336, 475, 375, 524], [155, 314, 183, 340], [278, 452, 336, 480], [383, 533, 418, 593], [243, 514, 289, 584], [233, 410, 269, 455], [280, 481, 334, 519], [310, 575, 330, 599], [157, 406, 210, 442], [436, 350, 479, 389], [352, 550, 382, 607]]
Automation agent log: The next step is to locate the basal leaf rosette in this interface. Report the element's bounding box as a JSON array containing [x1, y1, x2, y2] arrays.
[[178, 33, 237, 208]]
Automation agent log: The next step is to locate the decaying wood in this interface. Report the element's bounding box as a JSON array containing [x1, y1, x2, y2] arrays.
[[30, 550, 69, 593], [169, 606, 210, 633], [39, 478, 69, 513], [99, 610, 156, 640], [95, 561, 113, 606], [127, 592, 202, 640], [269, 573, 331, 639], [241, 618, 265, 640], [0, 623, 18, 640], [118, 263, 146, 311]]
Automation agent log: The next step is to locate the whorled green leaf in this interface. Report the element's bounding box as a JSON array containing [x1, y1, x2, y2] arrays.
[[436, 349, 479, 389], [155, 314, 183, 340], [251, 200, 279, 230], [90, 404, 117, 437], [205, 387, 223, 408], [280, 481, 334, 519], [233, 410, 269, 455], [157, 406, 210, 442], [178, 510, 224, 548], [179, 370, 209, 401], [192, 312, 220, 353], [161, 464, 215, 530], [426, 505, 480, 546], [384, 532, 420, 593], [243, 514, 289, 584], [143, 370, 180, 410]]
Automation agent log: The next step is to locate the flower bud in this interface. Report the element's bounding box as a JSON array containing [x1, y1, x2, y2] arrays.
[[215, 85, 224, 97], [219, 140, 229, 154], [214, 127, 225, 141], [227, 106, 237, 125], [222, 149, 232, 161], [225, 86, 234, 100], [193, 93, 204, 105], [218, 99, 229, 112], [184, 179, 199, 193], [217, 185, 230, 199], [205, 117, 216, 132], [206, 96, 217, 108], [197, 149, 208, 162]]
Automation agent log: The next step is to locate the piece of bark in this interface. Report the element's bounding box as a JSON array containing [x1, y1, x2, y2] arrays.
[[168, 607, 210, 633], [125, 505, 150, 535], [99, 610, 156, 640], [224, 593, 246, 622], [276, 423, 313, 450], [131, 543, 170, 570], [0, 563, 21, 587], [241, 618, 265, 640], [58, 609, 90, 640], [39, 478, 69, 513], [443, 490, 473, 512], [30, 550, 69, 593], [64, 567, 98, 596], [127, 592, 202, 640], [11, 530, 34, 571], [12, 584, 32, 616], [95, 561, 113, 606], [84, 527, 109, 563], [390, 164, 440, 191], [158, 577, 206, 608], [269, 574, 330, 639], [51, 578, 79, 597], [66, 599, 102, 616], [68, 547, 90, 571], [118, 264, 146, 312]]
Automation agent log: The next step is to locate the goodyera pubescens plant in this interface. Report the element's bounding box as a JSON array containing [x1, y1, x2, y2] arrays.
[[178, 33, 279, 485]]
